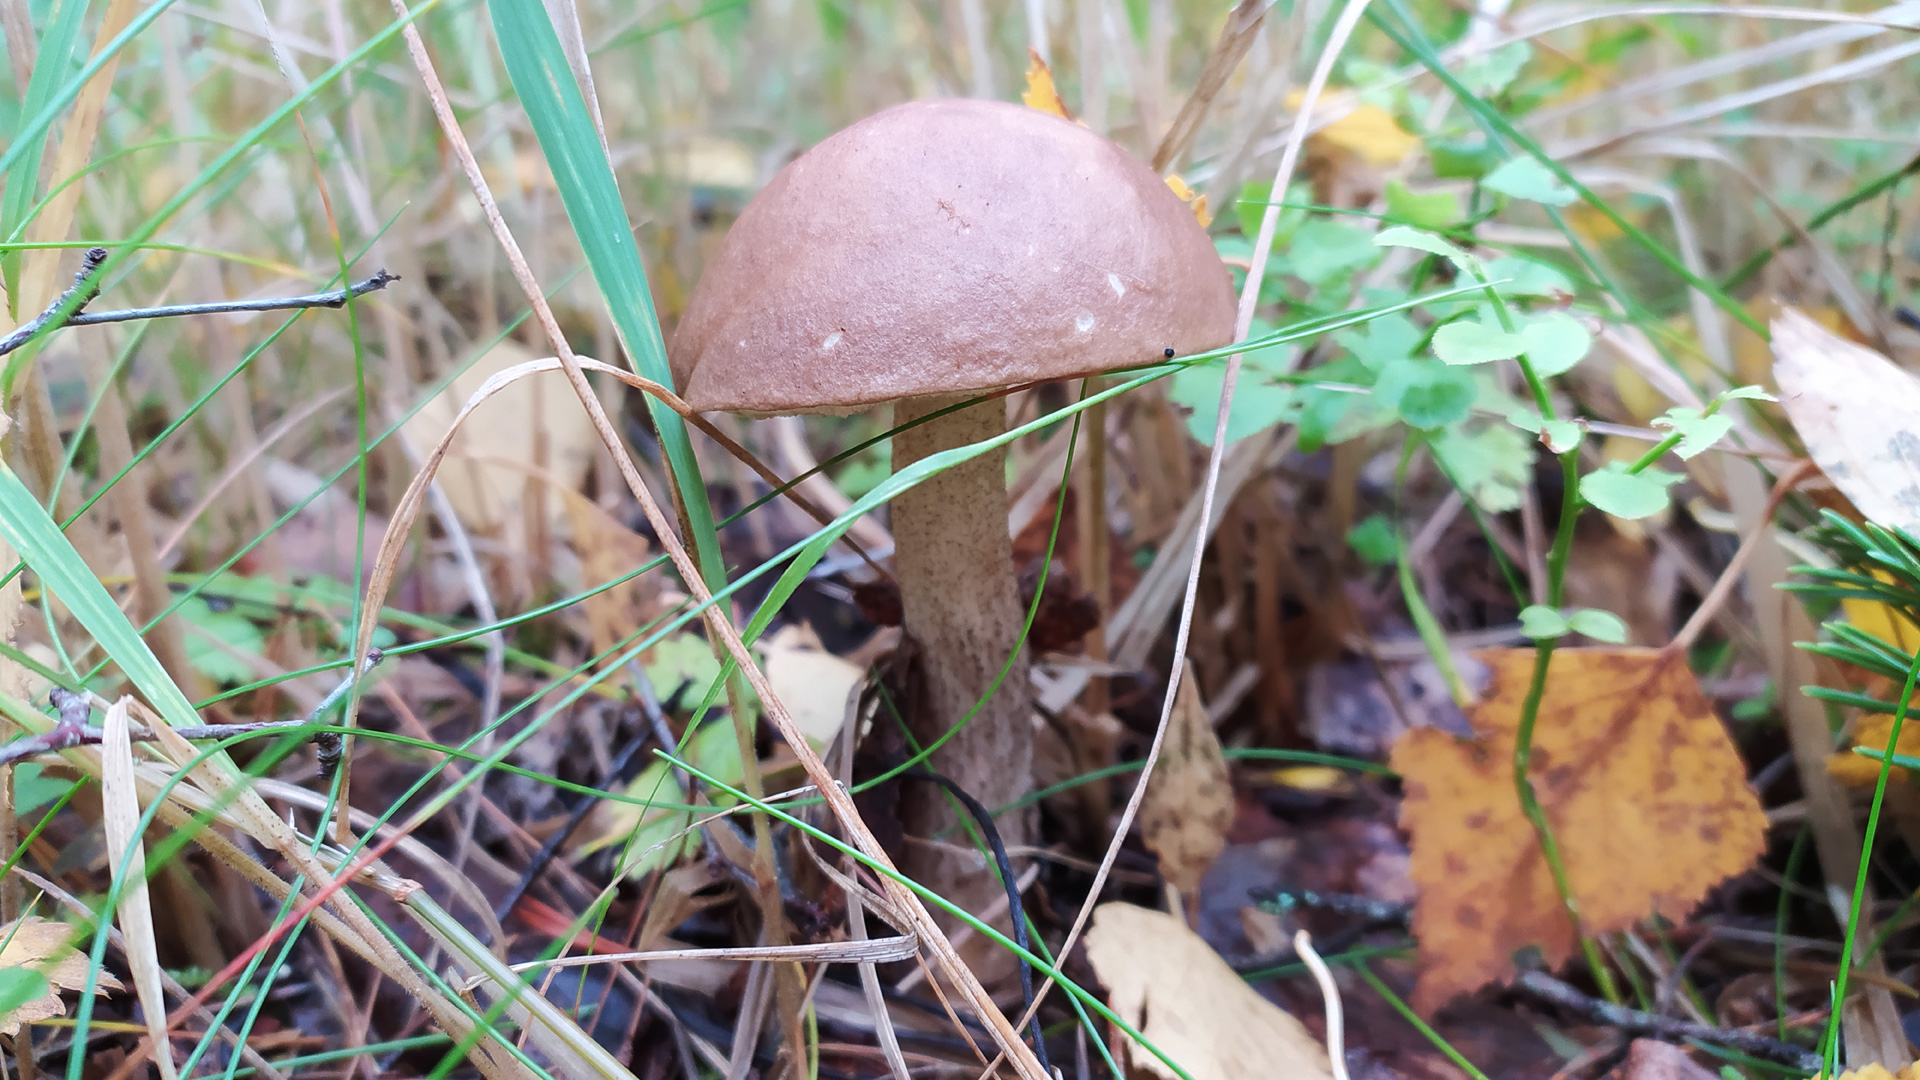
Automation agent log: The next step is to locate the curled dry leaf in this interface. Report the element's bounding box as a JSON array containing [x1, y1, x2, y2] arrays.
[[758, 623, 866, 749], [0, 916, 123, 1037], [1084, 902, 1333, 1080], [399, 339, 598, 536], [559, 488, 661, 659], [1771, 306, 1920, 534], [1140, 661, 1233, 894], [1391, 648, 1765, 1012]]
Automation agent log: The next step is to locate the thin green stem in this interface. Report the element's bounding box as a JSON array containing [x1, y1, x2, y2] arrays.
[[1476, 275, 1619, 1001], [1353, 961, 1491, 1080], [1817, 634, 1920, 1074]]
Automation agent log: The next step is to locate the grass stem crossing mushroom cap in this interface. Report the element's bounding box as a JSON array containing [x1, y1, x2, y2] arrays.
[[670, 98, 1237, 414]]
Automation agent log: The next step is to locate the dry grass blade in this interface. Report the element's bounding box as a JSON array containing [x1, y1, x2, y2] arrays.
[[97, 697, 179, 1080], [128, 707, 533, 1080], [15, 869, 283, 1080], [386, 18, 1048, 1077], [505, 936, 920, 974], [1150, 0, 1269, 173], [1525, 4, 1920, 129], [1004, 0, 1378, 1053]]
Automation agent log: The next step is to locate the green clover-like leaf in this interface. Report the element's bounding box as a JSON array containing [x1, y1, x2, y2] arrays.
[[1566, 608, 1629, 644], [1519, 604, 1569, 640], [1652, 407, 1734, 460], [1432, 317, 1526, 365], [1375, 358, 1477, 430], [1483, 156, 1577, 207], [1384, 180, 1463, 230], [1432, 422, 1533, 514], [1519, 310, 1592, 377], [1506, 408, 1583, 453], [1579, 462, 1682, 519], [1347, 514, 1398, 567]]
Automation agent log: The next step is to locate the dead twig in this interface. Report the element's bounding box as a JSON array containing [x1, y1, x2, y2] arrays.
[[0, 255, 396, 357], [15, 652, 384, 771], [1515, 971, 1821, 1070]]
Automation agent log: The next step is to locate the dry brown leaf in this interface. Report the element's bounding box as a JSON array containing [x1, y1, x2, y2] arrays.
[[1391, 648, 1765, 1013], [1622, 1039, 1720, 1080], [757, 623, 865, 749], [400, 339, 597, 536], [1140, 661, 1232, 894], [559, 488, 660, 659], [0, 916, 122, 1037], [1085, 903, 1332, 1080], [1772, 307, 1920, 534]]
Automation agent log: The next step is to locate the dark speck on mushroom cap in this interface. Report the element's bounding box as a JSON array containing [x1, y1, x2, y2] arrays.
[[669, 98, 1238, 416]]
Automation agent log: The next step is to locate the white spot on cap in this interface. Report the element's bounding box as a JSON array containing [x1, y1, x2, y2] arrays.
[[738, 340, 747, 348], [1075, 312, 1096, 334], [1108, 273, 1125, 299], [822, 330, 843, 350]]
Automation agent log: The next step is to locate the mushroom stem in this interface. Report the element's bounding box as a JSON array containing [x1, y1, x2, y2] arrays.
[[891, 394, 1033, 954]]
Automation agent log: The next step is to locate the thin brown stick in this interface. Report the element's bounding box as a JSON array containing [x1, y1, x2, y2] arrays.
[[1516, 971, 1820, 1070], [1668, 459, 1820, 653]]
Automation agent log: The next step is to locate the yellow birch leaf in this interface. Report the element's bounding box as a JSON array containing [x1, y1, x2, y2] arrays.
[[1284, 92, 1419, 165], [1391, 648, 1765, 1013], [1021, 50, 1070, 119]]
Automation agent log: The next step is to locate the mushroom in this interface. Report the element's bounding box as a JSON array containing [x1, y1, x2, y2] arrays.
[[671, 98, 1235, 936]]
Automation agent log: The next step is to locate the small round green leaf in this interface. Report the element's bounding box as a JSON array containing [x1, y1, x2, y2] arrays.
[[1433, 319, 1526, 365], [1652, 407, 1734, 460], [1374, 359, 1477, 430], [1384, 180, 1463, 230], [1566, 608, 1628, 644], [1375, 224, 1469, 265], [1483, 156, 1577, 207], [1579, 463, 1682, 519], [1519, 311, 1593, 377], [1519, 605, 1569, 640], [1347, 514, 1398, 567]]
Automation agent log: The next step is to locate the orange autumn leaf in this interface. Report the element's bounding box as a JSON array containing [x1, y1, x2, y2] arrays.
[[1828, 712, 1920, 787], [1391, 648, 1765, 1013], [1021, 50, 1070, 119]]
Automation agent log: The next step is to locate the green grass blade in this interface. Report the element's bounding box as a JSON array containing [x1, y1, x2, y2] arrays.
[[1, 0, 90, 306], [0, 462, 199, 731], [483, 0, 724, 586]]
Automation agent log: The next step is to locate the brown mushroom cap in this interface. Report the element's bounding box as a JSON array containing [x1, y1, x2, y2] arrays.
[[670, 98, 1238, 415]]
